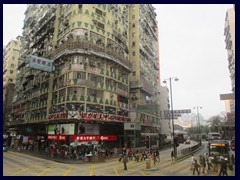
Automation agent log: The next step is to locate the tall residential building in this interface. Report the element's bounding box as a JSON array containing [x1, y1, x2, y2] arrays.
[[128, 4, 160, 147], [10, 4, 160, 150], [224, 99, 235, 113], [159, 86, 171, 136], [3, 36, 22, 134], [224, 8, 235, 94], [223, 7, 235, 139], [3, 36, 22, 99]]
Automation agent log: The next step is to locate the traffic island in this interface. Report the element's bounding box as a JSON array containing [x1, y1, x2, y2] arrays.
[[143, 159, 159, 171]]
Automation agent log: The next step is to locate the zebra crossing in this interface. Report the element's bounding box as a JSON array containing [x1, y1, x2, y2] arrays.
[[3, 151, 235, 176]]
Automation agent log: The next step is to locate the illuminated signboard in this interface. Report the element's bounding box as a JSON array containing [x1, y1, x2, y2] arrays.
[[29, 55, 52, 72], [211, 143, 225, 147]]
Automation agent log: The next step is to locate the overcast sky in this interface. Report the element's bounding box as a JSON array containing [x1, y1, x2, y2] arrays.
[[3, 4, 233, 119]]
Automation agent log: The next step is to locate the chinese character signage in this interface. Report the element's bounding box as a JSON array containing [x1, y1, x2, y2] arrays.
[[29, 55, 52, 72], [70, 135, 117, 142]]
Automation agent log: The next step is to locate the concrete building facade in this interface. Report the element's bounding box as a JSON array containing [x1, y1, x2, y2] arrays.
[[3, 36, 22, 135], [10, 4, 161, 150], [224, 8, 235, 94]]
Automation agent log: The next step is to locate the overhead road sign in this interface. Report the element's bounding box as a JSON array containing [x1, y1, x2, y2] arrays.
[[137, 104, 159, 112]]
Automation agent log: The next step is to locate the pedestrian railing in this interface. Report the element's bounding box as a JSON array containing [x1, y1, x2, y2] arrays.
[[176, 143, 201, 159]]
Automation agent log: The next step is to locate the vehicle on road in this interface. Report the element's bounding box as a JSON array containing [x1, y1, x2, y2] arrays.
[[208, 132, 221, 140], [208, 140, 230, 162], [3, 144, 8, 152]]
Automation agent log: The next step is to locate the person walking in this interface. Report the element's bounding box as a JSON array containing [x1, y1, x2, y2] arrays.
[[207, 154, 213, 170], [193, 159, 200, 175], [171, 150, 174, 161], [156, 149, 160, 162], [199, 155, 206, 174], [153, 151, 157, 165], [219, 158, 228, 176], [123, 155, 128, 170]]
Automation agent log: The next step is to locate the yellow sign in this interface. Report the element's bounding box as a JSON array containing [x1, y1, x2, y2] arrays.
[[211, 143, 225, 146]]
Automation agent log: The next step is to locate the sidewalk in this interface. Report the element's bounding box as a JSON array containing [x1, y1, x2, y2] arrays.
[[8, 148, 119, 164]]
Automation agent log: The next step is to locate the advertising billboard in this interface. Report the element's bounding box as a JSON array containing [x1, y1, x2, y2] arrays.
[[29, 55, 52, 72], [48, 123, 75, 135], [78, 123, 99, 135]]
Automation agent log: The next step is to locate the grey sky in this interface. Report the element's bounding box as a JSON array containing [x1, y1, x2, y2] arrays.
[[3, 4, 233, 119]]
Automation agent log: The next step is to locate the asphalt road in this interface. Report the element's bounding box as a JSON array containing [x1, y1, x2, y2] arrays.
[[3, 140, 235, 176]]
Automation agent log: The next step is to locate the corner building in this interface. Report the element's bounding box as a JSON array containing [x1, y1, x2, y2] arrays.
[[11, 4, 160, 150]]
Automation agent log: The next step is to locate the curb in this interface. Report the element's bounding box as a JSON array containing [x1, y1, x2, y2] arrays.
[[176, 145, 203, 162]]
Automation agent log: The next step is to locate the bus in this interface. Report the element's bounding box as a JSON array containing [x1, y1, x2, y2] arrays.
[[208, 140, 230, 162], [208, 132, 221, 140]]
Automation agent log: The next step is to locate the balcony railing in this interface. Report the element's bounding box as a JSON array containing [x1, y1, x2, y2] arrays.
[[130, 80, 154, 95], [52, 39, 131, 71]]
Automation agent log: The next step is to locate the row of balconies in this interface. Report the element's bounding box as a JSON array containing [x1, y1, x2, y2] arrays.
[[130, 80, 154, 95], [51, 39, 130, 70]]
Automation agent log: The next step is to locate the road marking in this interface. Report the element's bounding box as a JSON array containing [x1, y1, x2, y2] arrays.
[[37, 166, 53, 176], [159, 161, 173, 168], [114, 167, 119, 176], [10, 163, 39, 176], [161, 162, 178, 170], [180, 165, 191, 174], [89, 164, 94, 176], [170, 163, 189, 172], [11, 168, 31, 176], [140, 170, 146, 176], [63, 166, 74, 176]]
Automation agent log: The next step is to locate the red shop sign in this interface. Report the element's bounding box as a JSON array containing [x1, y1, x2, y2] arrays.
[[47, 135, 66, 141], [71, 135, 118, 142]]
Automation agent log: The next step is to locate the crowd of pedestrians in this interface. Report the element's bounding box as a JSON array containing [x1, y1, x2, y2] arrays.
[[118, 147, 161, 170], [190, 152, 234, 176]]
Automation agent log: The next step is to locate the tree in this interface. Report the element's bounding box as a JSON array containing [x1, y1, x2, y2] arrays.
[[207, 115, 224, 133]]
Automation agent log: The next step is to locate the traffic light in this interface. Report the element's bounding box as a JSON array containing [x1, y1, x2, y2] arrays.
[[145, 135, 150, 148]]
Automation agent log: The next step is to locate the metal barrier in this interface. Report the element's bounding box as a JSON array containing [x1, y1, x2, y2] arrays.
[[176, 143, 201, 159]]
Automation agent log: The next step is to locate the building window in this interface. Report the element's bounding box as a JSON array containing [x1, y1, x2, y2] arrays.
[[10, 70, 14, 74], [132, 51, 136, 56], [132, 71, 136, 76], [95, 8, 102, 16], [132, 23, 135, 28], [132, 32, 135, 37], [132, 15, 135, 19], [12, 57, 15, 60], [132, 42, 135, 47], [97, 22, 105, 29]]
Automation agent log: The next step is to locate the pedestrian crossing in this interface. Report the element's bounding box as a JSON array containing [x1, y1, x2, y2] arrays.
[[3, 151, 235, 176]]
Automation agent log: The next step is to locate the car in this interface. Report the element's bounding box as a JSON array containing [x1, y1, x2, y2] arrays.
[[3, 144, 8, 152], [185, 139, 190, 144]]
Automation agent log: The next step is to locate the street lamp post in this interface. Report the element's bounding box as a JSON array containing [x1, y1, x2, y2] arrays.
[[163, 77, 178, 158], [193, 106, 202, 139]]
